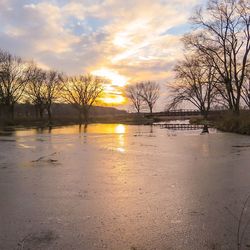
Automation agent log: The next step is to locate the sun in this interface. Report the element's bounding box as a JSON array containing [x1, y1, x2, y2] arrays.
[[100, 95, 126, 105], [92, 68, 128, 105]]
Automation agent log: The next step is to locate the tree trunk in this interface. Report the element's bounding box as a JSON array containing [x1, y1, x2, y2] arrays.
[[10, 104, 14, 121], [149, 105, 153, 114], [39, 107, 44, 119], [83, 108, 89, 125], [78, 109, 83, 125], [136, 106, 140, 113], [233, 103, 240, 115], [203, 111, 208, 119], [47, 105, 52, 124], [35, 105, 39, 119], [35, 105, 44, 119], [0, 105, 3, 120], [201, 109, 208, 119]]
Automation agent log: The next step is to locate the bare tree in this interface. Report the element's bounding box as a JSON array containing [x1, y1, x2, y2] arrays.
[[184, 0, 250, 114], [0, 50, 32, 119], [169, 55, 218, 118], [0, 52, 6, 118], [0, 52, 6, 115], [25, 65, 47, 119], [125, 83, 144, 113], [62, 74, 104, 124], [241, 67, 250, 108], [139, 81, 160, 113], [43, 71, 63, 123]]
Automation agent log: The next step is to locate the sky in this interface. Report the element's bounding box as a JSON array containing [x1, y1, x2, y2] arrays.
[[0, 0, 206, 110]]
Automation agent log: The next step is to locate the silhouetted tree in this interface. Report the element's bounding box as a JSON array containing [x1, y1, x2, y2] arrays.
[[169, 55, 218, 118], [139, 81, 160, 113], [241, 67, 250, 108], [0, 52, 5, 116], [125, 83, 143, 113], [0, 50, 32, 119], [25, 65, 47, 118], [62, 74, 104, 124], [43, 71, 63, 123], [185, 0, 250, 114]]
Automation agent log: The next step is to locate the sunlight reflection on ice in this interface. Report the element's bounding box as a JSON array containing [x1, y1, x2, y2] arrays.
[[115, 124, 126, 134]]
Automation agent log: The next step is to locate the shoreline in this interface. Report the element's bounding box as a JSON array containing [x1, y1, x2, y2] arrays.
[[0, 116, 156, 130], [1, 113, 250, 136], [190, 112, 250, 136]]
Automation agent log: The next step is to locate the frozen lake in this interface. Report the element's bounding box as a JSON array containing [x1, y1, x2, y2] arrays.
[[1, 124, 250, 250]]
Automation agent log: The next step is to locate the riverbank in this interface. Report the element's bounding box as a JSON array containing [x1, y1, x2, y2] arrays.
[[2, 112, 250, 135], [214, 112, 250, 135], [190, 111, 250, 135]]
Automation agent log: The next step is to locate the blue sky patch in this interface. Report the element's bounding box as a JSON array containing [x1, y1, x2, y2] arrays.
[[163, 23, 192, 36]]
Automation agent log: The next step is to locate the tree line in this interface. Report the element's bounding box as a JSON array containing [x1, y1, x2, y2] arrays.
[[168, 0, 250, 117], [0, 48, 162, 125], [0, 50, 109, 124]]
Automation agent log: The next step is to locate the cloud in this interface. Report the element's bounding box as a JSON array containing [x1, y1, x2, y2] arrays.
[[0, 0, 205, 108]]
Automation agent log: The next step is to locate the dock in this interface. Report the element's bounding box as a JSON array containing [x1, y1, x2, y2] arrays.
[[156, 123, 206, 130]]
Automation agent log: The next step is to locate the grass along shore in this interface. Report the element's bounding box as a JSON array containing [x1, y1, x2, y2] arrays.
[[214, 112, 250, 135], [190, 111, 250, 135]]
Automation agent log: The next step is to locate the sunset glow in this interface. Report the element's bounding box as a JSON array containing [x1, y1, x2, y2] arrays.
[[92, 68, 128, 87], [100, 95, 126, 105], [0, 0, 202, 107], [92, 68, 128, 105]]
